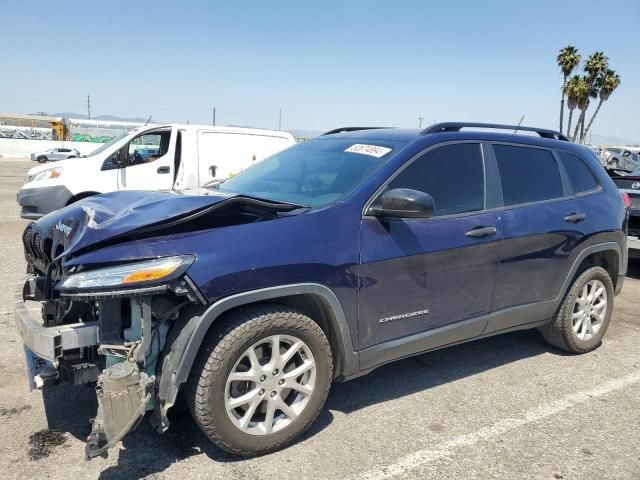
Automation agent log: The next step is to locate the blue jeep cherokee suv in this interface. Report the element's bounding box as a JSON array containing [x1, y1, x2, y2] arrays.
[[15, 122, 627, 458]]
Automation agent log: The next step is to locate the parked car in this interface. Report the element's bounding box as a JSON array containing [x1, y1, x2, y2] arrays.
[[30, 147, 81, 163], [17, 124, 295, 219], [605, 166, 640, 238], [15, 122, 627, 459], [599, 147, 640, 171]]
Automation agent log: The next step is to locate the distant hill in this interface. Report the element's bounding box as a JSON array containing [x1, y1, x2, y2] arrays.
[[589, 133, 639, 147], [41, 113, 322, 138]]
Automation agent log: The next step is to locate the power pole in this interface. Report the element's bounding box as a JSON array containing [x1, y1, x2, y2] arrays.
[[418, 117, 423, 128], [213, 107, 216, 126], [87, 95, 91, 119], [278, 109, 282, 131]]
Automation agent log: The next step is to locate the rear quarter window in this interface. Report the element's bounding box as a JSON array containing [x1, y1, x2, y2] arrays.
[[493, 144, 563, 206], [557, 151, 599, 194]]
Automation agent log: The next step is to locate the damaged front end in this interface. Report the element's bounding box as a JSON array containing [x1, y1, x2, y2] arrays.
[[15, 190, 304, 459], [17, 249, 203, 459]]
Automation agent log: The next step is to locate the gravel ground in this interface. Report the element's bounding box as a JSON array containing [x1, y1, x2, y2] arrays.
[[1, 159, 639, 479]]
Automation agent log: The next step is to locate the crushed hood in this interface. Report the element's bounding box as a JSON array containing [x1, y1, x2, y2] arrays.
[[23, 190, 303, 270]]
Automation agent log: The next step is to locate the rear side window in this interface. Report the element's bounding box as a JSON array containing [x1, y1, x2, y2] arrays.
[[557, 151, 599, 194], [388, 143, 484, 216], [493, 144, 563, 206]]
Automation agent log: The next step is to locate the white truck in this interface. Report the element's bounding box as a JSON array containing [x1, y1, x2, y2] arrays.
[[17, 124, 296, 219]]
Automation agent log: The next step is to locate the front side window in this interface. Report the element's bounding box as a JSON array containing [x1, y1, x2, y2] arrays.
[[91, 131, 130, 157], [387, 143, 485, 216], [218, 138, 405, 208], [127, 131, 170, 165], [557, 151, 599, 194], [493, 144, 563, 206]]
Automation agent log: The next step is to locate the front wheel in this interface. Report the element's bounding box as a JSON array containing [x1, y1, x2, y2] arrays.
[[37, 156, 47, 163], [186, 304, 333, 456], [541, 266, 614, 353]]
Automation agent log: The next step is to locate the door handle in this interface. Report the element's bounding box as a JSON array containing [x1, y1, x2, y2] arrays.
[[564, 212, 586, 223], [157, 166, 170, 174], [465, 226, 497, 238]]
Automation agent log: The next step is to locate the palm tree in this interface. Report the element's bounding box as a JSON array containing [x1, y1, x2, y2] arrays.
[[575, 52, 609, 141], [556, 46, 581, 132], [583, 69, 621, 140], [564, 75, 587, 138], [568, 75, 593, 141]]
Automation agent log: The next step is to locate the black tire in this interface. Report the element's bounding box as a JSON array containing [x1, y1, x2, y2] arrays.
[[37, 156, 47, 163], [186, 304, 333, 456], [541, 266, 614, 353]]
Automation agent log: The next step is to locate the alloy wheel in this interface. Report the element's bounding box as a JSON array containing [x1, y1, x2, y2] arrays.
[[572, 279, 607, 341], [224, 334, 316, 435]]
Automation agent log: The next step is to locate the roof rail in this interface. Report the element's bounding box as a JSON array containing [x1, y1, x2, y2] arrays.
[[321, 127, 390, 136], [421, 122, 569, 141]]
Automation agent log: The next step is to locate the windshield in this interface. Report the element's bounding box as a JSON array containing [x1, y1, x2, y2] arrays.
[[86, 131, 133, 156], [218, 138, 405, 208]]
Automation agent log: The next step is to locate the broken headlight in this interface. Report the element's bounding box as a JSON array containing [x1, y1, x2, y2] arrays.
[[58, 255, 195, 292]]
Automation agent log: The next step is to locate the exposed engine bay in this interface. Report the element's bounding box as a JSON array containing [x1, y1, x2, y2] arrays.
[[21, 280, 198, 459]]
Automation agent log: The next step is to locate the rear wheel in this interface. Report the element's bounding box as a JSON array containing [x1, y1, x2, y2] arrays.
[[186, 304, 333, 456], [541, 266, 614, 353]]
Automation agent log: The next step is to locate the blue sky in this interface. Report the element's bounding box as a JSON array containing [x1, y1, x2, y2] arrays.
[[1, 0, 639, 142]]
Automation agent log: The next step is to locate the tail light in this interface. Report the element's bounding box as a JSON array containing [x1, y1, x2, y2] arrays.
[[622, 192, 631, 209]]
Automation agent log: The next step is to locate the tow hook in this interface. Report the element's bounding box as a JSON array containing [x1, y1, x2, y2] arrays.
[[85, 362, 154, 459]]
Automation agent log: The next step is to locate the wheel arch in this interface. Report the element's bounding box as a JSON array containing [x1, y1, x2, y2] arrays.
[[66, 191, 100, 206], [582, 249, 620, 287], [559, 242, 624, 301], [157, 283, 359, 423]]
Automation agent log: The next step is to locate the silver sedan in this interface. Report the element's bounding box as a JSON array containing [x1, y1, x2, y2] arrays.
[[30, 147, 82, 163]]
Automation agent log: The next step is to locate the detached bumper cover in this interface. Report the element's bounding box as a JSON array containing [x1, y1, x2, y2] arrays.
[[17, 185, 73, 219]]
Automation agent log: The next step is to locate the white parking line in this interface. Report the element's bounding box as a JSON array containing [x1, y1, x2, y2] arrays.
[[349, 369, 640, 480]]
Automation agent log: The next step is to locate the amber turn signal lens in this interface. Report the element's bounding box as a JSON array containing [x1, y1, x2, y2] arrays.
[[122, 266, 179, 284]]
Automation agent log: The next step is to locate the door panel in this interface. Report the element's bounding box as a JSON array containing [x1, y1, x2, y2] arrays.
[[355, 141, 500, 350], [494, 199, 592, 310], [490, 143, 592, 311], [357, 213, 502, 349], [119, 129, 175, 190]]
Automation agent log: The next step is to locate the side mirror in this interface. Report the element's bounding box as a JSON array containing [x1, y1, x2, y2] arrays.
[[370, 188, 435, 219], [114, 147, 127, 166]]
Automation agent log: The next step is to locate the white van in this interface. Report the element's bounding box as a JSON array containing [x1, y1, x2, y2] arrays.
[[17, 124, 295, 219]]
